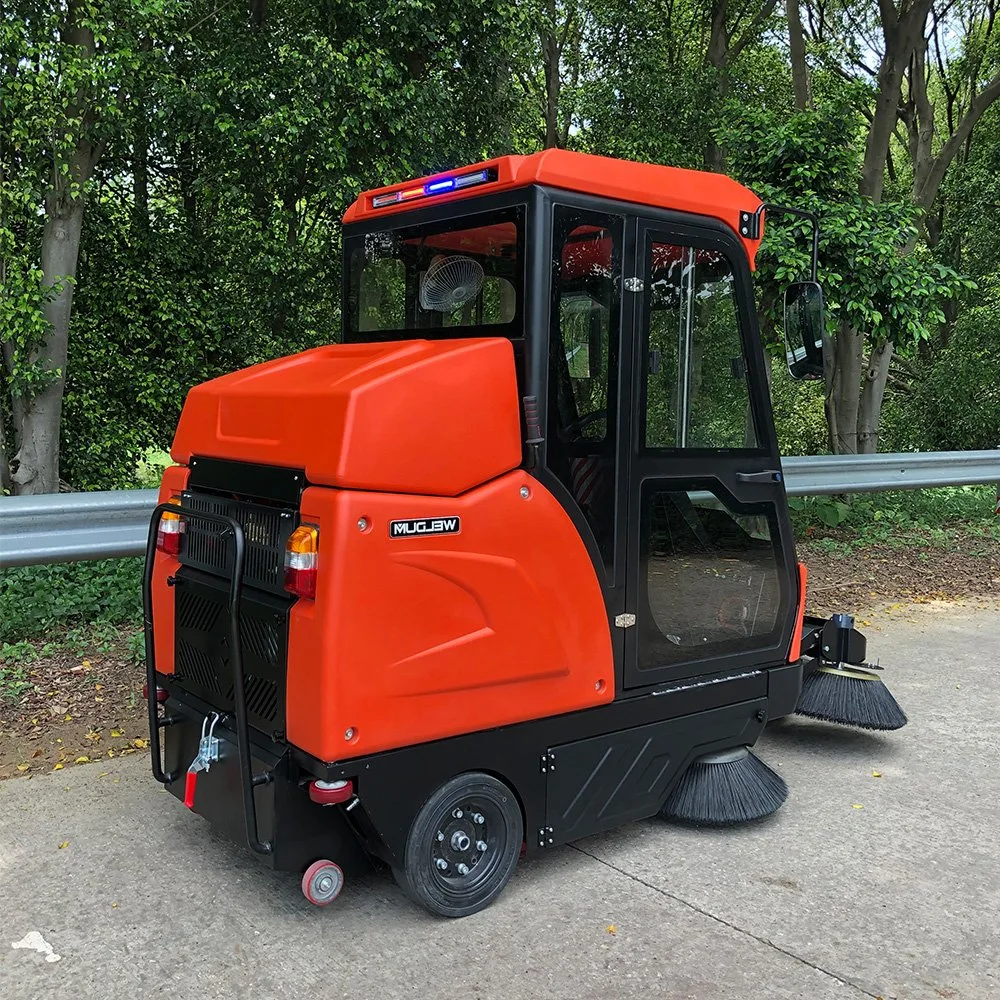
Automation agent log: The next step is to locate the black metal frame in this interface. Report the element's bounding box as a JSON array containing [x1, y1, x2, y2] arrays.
[[143, 502, 273, 855], [739, 203, 820, 282]]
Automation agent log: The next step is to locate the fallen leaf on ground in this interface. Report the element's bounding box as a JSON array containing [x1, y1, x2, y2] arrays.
[[110, 729, 124, 738], [16, 764, 29, 772], [58, 841, 69, 849], [852, 803, 864, 809], [132, 738, 148, 749], [75, 756, 90, 763], [606, 924, 617, 935], [52, 763, 64, 771], [872, 770, 882, 778]]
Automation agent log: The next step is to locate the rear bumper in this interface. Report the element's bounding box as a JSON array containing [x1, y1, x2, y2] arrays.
[[161, 703, 370, 875]]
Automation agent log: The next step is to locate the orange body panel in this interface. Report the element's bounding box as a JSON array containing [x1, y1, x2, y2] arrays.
[[285, 472, 615, 762], [344, 149, 764, 267], [787, 562, 808, 663], [171, 338, 522, 497], [152, 464, 190, 676]]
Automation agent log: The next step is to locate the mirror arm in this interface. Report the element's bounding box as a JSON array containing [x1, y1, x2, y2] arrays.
[[752, 203, 819, 283]]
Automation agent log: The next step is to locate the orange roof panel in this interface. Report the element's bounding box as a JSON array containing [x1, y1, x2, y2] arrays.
[[343, 149, 764, 266]]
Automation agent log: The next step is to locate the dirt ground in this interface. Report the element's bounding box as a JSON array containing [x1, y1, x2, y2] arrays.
[[1, 534, 996, 781]]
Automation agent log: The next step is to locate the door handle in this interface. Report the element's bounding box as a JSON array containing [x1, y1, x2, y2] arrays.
[[735, 470, 783, 484]]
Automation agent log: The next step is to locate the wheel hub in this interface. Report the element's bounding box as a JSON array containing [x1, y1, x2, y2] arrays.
[[431, 798, 494, 880]]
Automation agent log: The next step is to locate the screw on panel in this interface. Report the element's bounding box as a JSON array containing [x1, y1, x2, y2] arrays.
[[344, 728, 355, 741], [357, 517, 369, 531], [520, 486, 530, 499]]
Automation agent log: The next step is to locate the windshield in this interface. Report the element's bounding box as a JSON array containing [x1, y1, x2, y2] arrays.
[[344, 206, 524, 341]]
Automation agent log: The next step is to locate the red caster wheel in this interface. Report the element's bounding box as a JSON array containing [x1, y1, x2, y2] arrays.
[[308, 779, 354, 805], [301, 860, 344, 906]]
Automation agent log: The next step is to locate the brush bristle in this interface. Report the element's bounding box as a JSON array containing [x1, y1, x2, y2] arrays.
[[796, 669, 908, 731], [660, 749, 788, 826]]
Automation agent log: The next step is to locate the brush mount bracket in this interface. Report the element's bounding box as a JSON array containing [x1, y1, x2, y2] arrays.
[[820, 613, 867, 666]]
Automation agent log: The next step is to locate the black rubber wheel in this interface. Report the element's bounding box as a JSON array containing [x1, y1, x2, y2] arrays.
[[398, 772, 522, 918]]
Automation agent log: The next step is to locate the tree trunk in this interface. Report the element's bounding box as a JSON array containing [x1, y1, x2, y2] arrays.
[[704, 0, 729, 171], [11, 200, 86, 494], [786, 0, 809, 109], [541, 23, 561, 149], [826, 322, 864, 454], [10, 1, 99, 494], [857, 341, 893, 454], [0, 400, 11, 495]]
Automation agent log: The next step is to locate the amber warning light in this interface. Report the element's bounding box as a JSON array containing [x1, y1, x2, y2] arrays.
[[284, 525, 319, 599]]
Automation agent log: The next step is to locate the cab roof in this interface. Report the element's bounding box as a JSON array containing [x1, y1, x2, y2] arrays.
[[343, 149, 764, 266]]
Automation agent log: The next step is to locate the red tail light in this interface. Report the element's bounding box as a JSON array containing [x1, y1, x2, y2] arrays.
[[156, 497, 185, 555], [284, 525, 319, 599], [142, 682, 169, 703]]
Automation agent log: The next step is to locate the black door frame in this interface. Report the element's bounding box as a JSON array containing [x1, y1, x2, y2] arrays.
[[619, 217, 799, 689]]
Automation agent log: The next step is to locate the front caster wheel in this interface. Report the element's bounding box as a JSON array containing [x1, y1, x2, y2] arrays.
[[301, 860, 344, 906], [397, 772, 522, 918]]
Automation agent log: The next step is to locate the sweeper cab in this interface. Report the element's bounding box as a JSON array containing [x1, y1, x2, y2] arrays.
[[143, 150, 906, 918]]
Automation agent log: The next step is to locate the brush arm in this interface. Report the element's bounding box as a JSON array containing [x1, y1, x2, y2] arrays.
[[799, 613, 867, 666]]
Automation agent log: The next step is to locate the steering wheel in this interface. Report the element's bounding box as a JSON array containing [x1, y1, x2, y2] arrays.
[[565, 409, 607, 438]]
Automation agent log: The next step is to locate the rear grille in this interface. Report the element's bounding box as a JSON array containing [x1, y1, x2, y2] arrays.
[[179, 492, 297, 595], [173, 570, 292, 736]]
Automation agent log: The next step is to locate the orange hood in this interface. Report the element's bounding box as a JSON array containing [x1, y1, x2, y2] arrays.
[[171, 338, 522, 497]]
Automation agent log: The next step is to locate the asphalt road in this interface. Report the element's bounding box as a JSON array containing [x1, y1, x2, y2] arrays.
[[1, 599, 997, 1000]]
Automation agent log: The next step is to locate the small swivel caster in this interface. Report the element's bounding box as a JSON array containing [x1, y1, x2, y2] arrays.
[[301, 860, 344, 906]]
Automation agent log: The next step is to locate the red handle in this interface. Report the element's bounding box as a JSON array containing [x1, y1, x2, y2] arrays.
[[184, 770, 197, 809]]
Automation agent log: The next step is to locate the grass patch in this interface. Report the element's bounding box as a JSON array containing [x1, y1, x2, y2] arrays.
[[0, 558, 143, 645], [789, 485, 999, 551], [0, 642, 36, 702]]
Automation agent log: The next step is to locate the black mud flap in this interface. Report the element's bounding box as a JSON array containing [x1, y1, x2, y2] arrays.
[[163, 713, 370, 876]]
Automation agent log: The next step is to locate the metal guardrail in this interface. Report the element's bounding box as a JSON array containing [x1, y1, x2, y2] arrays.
[[2, 450, 999, 568], [780, 450, 1000, 496], [1, 489, 157, 568]]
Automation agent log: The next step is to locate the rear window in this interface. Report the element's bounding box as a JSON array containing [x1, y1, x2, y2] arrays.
[[345, 206, 524, 341]]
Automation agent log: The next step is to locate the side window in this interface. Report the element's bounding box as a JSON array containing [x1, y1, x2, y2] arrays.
[[548, 207, 624, 570], [644, 243, 756, 450], [354, 252, 406, 332]]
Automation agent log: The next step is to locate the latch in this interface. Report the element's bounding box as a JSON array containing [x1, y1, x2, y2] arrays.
[[184, 712, 222, 809]]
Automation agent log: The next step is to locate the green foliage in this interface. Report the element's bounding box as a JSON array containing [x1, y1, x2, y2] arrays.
[[789, 485, 999, 546], [135, 447, 172, 488], [788, 495, 852, 528], [0, 653, 33, 703], [720, 103, 976, 352], [0, 559, 143, 644], [908, 307, 1000, 451], [48, 0, 527, 488], [768, 360, 829, 456]]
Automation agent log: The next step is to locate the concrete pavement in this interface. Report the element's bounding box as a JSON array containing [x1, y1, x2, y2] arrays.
[[1, 599, 997, 1000]]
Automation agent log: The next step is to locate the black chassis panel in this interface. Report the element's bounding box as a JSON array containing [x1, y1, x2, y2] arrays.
[[294, 666, 782, 867], [156, 661, 797, 873], [162, 707, 370, 875]]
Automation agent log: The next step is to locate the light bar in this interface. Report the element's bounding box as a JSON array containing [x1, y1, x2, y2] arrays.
[[370, 168, 494, 209]]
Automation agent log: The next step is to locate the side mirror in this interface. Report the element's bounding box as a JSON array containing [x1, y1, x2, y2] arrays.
[[784, 280, 825, 380]]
